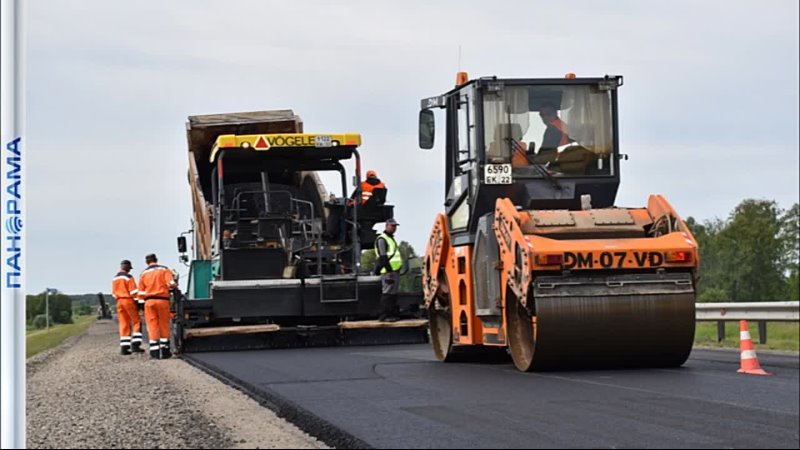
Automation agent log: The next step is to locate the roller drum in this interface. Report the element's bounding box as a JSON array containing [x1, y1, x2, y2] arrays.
[[511, 272, 696, 371]]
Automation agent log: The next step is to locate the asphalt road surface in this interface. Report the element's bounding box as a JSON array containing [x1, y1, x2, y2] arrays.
[[189, 345, 799, 448]]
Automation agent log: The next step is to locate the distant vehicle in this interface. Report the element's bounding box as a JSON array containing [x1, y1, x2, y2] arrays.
[[96, 293, 112, 320]]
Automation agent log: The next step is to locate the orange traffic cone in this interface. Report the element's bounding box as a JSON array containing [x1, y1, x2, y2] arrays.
[[737, 320, 771, 376]]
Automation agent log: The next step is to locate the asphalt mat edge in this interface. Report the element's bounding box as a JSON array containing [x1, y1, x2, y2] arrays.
[[182, 354, 371, 449]]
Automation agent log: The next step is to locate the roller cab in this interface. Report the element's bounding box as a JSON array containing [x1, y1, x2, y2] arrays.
[[420, 74, 698, 371]]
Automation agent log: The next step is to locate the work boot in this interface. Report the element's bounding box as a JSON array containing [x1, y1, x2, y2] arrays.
[[160, 340, 172, 360], [120, 346, 131, 356], [149, 341, 160, 360], [131, 342, 144, 353]]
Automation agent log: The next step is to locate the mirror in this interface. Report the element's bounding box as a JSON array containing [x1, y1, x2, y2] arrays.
[[177, 236, 187, 253], [419, 110, 435, 150]]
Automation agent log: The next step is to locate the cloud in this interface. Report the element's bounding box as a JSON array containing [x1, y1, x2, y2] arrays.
[[24, 0, 799, 293]]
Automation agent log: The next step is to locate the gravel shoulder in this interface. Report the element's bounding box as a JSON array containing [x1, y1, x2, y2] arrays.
[[27, 320, 326, 449]]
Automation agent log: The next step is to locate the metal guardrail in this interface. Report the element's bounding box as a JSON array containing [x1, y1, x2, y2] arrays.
[[695, 301, 799, 344]]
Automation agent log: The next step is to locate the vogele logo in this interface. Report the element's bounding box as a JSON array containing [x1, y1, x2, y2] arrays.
[[5, 136, 22, 288]]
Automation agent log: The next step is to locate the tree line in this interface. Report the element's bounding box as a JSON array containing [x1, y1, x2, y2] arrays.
[[26, 292, 114, 329], [686, 199, 799, 302]]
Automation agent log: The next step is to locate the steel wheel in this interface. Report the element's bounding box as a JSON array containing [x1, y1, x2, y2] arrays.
[[506, 288, 536, 372], [429, 299, 455, 362]]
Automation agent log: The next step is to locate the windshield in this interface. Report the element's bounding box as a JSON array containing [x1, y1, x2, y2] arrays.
[[483, 84, 614, 177]]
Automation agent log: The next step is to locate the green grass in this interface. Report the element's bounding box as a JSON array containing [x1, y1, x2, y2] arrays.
[[26, 316, 97, 358], [695, 322, 799, 352]]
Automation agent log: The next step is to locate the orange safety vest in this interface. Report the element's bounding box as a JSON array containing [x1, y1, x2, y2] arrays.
[[512, 141, 530, 167], [361, 179, 386, 204], [513, 119, 570, 167], [551, 118, 570, 146], [138, 264, 176, 300], [112, 272, 138, 300]]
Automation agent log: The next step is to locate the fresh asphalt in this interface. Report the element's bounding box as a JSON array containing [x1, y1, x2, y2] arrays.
[[188, 345, 799, 448]]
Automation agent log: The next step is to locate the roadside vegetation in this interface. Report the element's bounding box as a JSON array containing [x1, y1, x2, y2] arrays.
[[26, 291, 111, 358], [687, 200, 799, 302], [687, 200, 799, 352], [695, 322, 799, 352], [27, 315, 96, 358]]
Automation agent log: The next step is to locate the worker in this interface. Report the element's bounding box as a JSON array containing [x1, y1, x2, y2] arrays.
[[111, 260, 144, 355], [512, 106, 571, 168], [138, 253, 177, 359], [539, 105, 570, 153], [360, 170, 387, 206], [374, 218, 404, 322]]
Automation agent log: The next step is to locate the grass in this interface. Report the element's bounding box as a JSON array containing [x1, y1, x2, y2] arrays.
[[26, 315, 97, 358], [695, 322, 799, 352]]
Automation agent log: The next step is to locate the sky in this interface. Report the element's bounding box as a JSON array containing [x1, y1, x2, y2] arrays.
[[24, 0, 799, 294]]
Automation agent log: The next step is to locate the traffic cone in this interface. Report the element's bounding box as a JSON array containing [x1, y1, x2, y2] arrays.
[[737, 320, 771, 376]]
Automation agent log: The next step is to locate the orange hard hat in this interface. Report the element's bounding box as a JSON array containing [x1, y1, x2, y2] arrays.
[[366, 170, 377, 179]]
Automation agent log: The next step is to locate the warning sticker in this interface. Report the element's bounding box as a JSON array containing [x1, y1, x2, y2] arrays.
[[254, 136, 270, 150]]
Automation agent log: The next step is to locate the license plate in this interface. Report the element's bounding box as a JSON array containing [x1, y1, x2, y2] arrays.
[[484, 164, 512, 184], [315, 135, 332, 147]]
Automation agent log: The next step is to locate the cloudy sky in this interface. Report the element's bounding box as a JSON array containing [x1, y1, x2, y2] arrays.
[[25, 1, 798, 294]]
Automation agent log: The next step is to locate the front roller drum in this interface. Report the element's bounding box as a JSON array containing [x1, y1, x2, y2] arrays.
[[429, 278, 509, 364], [506, 280, 696, 371]]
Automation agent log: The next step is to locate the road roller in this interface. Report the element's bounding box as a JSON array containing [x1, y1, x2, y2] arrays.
[[418, 73, 698, 371]]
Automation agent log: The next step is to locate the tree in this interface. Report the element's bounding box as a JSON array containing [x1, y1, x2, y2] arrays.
[[688, 199, 794, 302], [75, 304, 93, 316], [718, 200, 788, 301], [26, 290, 73, 325], [697, 287, 728, 303], [685, 216, 728, 300], [32, 315, 48, 330], [780, 203, 799, 300]]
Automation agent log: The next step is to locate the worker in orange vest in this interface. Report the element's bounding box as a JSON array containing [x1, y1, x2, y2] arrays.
[[138, 254, 177, 359], [111, 260, 144, 355], [511, 105, 571, 167], [360, 170, 386, 205], [538, 105, 570, 152]]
